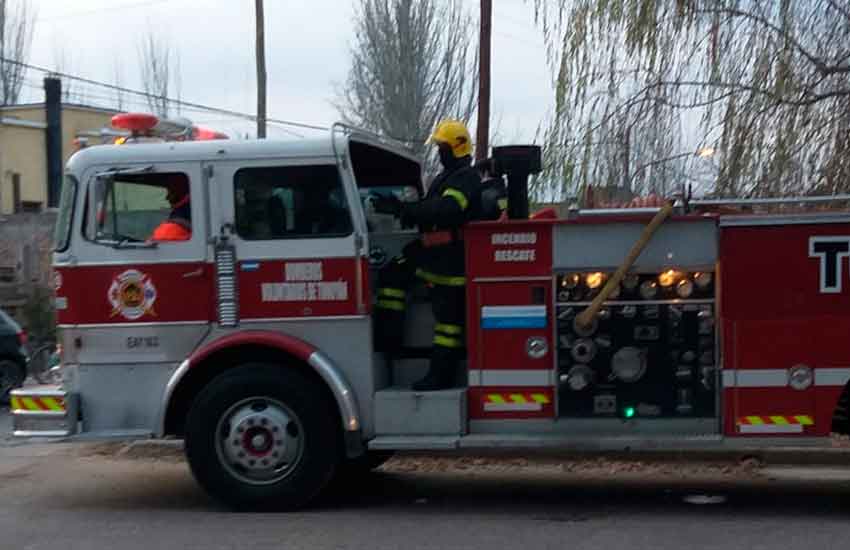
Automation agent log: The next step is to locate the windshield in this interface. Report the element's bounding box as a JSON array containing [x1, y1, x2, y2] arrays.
[[53, 175, 78, 252]]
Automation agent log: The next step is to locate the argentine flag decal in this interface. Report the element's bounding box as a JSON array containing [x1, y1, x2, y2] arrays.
[[481, 305, 547, 329]]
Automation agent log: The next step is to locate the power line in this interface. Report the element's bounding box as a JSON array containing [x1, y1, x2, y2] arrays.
[[38, 0, 172, 22], [2, 58, 329, 135]]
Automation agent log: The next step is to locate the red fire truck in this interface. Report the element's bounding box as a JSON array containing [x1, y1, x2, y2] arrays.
[[11, 119, 850, 510]]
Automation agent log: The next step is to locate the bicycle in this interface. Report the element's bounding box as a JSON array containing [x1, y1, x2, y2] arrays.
[[27, 342, 62, 385]]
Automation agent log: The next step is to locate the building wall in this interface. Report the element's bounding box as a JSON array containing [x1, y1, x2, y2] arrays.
[[0, 104, 116, 324], [0, 212, 57, 322], [0, 104, 116, 215], [0, 123, 46, 214]]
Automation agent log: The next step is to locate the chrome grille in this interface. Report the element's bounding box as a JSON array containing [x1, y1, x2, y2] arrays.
[[215, 244, 238, 327]]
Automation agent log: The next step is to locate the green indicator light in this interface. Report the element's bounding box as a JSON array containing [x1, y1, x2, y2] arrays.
[[623, 406, 636, 419]]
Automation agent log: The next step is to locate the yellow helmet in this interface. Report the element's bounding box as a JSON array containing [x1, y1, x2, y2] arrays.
[[428, 119, 472, 158]]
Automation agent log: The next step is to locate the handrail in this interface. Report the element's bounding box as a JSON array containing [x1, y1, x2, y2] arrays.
[[691, 194, 850, 207], [565, 194, 850, 217]]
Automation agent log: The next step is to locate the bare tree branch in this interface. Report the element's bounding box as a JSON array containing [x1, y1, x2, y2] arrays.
[[0, 0, 34, 105], [336, 0, 478, 173], [137, 30, 173, 117]]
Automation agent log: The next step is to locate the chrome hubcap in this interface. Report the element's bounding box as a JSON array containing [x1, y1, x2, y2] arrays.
[[215, 398, 304, 485]]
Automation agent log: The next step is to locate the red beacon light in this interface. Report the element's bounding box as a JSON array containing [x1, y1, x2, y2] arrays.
[[111, 112, 160, 137], [110, 112, 228, 143], [191, 126, 229, 141]]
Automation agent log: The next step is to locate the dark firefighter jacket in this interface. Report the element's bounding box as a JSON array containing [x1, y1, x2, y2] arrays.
[[400, 156, 482, 278]]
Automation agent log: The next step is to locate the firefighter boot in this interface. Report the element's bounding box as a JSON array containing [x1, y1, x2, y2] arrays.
[[411, 348, 456, 391]]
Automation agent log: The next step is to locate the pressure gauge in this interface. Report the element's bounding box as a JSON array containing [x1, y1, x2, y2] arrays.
[[658, 269, 678, 287], [639, 280, 658, 300], [623, 273, 640, 291], [561, 273, 581, 289], [694, 271, 713, 289], [676, 279, 694, 299], [585, 272, 605, 290]]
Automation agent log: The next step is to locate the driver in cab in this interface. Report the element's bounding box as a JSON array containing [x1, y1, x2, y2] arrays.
[[150, 175, 192, 242]]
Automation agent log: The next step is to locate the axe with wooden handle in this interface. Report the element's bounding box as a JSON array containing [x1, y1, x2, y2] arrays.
[[574, 200, 676, 330]]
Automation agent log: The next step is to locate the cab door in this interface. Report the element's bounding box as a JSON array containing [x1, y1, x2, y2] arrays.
[[206, 156, 373, 391], [58, 162, 213, 433]]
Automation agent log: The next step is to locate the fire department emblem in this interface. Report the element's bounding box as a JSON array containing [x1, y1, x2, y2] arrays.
[[108, 270, 157, 320]]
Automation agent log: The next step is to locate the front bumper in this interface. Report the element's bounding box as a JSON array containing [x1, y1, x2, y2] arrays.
[[10, 386, 77, 437]]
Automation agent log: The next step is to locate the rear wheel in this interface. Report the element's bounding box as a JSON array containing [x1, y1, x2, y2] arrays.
[[184, 364, 340, 511], [0, 359, 24, 404]]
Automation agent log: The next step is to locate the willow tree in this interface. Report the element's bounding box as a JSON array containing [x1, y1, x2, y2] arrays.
[[532, 0, 850, 199]]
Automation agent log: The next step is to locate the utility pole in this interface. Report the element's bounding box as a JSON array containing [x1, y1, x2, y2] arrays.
[[255, 0, 267, 139], [476, 0, 492, 161], [44, 77, 62, 208]]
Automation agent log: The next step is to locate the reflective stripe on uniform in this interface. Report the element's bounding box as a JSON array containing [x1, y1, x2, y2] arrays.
[[435, 323, 463, 335], [415, 269, 466, 287], [433, 334, 464, 348], [497, 198, 508, 210], [376, 299, 405, 311], [442, 188, 469, 211], [378, 288, 406, 299]]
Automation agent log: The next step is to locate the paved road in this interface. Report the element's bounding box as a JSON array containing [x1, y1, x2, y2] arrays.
[[3, 408, 850, 550]]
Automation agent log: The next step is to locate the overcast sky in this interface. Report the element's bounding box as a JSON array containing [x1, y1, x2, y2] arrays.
[[23, 0, 553, 142]]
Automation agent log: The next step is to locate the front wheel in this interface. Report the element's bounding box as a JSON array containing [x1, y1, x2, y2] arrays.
[[184, 364, 341, 511]]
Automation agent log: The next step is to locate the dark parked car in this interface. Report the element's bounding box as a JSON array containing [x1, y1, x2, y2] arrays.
[[0, 309, 28, 404]]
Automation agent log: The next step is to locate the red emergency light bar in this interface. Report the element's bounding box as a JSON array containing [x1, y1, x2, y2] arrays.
[[110, 112, 229, 142]]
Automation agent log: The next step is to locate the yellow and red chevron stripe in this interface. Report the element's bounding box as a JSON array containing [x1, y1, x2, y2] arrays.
[[10, 395, 66, 412], [483, 392, 551, 412], [737, 415, 813, 434]]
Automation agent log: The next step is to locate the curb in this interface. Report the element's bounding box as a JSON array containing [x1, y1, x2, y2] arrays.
[[115, 439, 184, 459], [18, 437, 850, 467], [397, 447, 850, 467]]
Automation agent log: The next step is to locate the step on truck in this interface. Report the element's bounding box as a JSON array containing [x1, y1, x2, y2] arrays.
[[11, 119, 850, 510]]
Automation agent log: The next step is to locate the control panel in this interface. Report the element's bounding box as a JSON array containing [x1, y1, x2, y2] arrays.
[[555, 270, 717, 419]]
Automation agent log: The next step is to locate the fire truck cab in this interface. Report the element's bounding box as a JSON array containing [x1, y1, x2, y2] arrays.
[[12, 123, 850, 510]]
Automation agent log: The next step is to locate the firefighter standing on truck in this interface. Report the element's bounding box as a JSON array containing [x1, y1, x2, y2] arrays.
[[372, 119, 483, 391]]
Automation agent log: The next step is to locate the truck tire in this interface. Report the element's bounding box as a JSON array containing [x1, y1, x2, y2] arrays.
[[184, 364, 340, 511]]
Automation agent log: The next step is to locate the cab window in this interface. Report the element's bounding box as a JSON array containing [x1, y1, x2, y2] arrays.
[[234, 165, 352, 240], [85, 173, 192, 244]]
